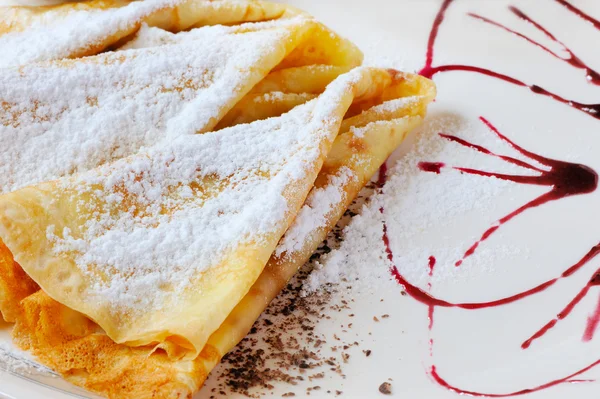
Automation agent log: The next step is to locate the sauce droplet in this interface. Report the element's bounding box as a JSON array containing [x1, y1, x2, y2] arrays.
[[418, 162, 444, 174]]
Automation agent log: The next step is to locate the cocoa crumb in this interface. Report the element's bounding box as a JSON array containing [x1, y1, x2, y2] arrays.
[[266, 335, 284, 351], [209, 207, 365, 397], [363, 349, 372, 357], [382, 314, 390, 319], [309, 372, 325, 381], [379, 382, 392, 395], [373, 316, 380, 322]]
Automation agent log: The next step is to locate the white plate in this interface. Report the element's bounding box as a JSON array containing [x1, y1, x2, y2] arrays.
[[2, 0, 600, 398]]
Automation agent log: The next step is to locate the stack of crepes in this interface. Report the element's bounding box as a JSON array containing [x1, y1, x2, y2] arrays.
[[0, 1, 436, 398]]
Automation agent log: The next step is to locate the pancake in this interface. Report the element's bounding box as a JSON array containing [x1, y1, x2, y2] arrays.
[[10, 69, 435, 399], [0, 1, 362, 323]]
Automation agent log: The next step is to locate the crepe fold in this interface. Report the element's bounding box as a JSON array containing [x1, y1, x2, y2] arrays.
[[2, 66, 435, 399], [0, 0, 362, 323], [0, 1, 436, 399]]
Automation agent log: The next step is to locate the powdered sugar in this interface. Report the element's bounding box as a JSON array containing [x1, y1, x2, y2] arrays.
[[306, 114, 537, 293], [0, 342, 53, 375], [0, 0, 179, 68], [305, 202, 394, 293], [276, 166, 356, 258], [118, 23, 178, 50], [0, 18, 305, 193], [122, 16, 311, 50], [45, 68, 361, 312], [348, 97, 421, 138]]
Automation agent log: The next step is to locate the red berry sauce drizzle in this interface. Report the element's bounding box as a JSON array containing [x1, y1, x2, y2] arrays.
[[422, 117, 598, 269], [469, 7, 600, 85], [418, 1, 600, 119], [379, 0, 600, 396]]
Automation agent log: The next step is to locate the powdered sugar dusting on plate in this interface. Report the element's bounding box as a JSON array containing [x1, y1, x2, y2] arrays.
[[304, 201, 393, 293], [306, 113, 536, 293], [275, 166, 356, 258], [0, 342, 54, 375]]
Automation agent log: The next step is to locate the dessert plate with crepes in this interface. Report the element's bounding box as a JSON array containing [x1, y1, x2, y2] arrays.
[[0, 0, 435, 398]]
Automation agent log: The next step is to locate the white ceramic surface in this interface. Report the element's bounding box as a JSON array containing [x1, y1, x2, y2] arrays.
[[2, 1, 600, 398]]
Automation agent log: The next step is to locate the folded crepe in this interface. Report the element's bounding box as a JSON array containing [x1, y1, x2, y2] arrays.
[[0, 0, 362, 322], [0, 1, 437, 398], [2, 66, 435, 398]]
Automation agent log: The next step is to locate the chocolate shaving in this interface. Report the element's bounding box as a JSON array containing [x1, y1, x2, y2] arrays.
[[207, 190, 371, 397], [379, 382, 392, 395]]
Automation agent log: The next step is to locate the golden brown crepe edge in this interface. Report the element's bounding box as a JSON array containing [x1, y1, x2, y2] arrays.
[[0, 2, 363, 324], [10, 70, 436, 399]]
